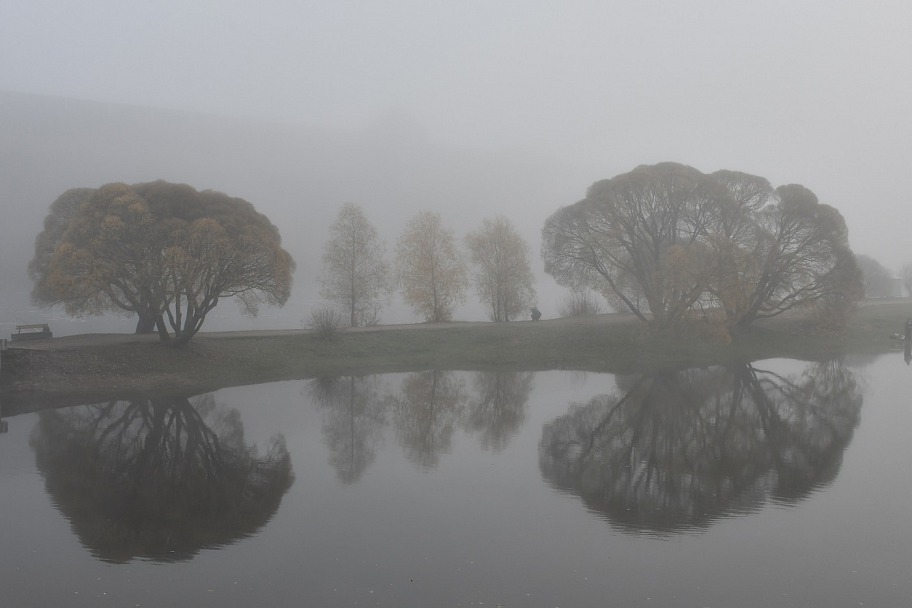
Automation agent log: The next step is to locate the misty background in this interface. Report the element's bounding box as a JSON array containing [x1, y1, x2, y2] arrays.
[[2, 1, 910, 336]]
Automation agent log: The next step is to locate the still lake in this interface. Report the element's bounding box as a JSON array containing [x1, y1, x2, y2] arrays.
[[1, 353, 909, 607]]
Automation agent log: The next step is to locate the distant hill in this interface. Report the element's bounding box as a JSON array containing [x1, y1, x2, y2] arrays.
[[0, 91, 590, 335]]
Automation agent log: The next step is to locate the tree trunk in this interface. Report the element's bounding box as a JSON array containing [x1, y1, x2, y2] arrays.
[[156, 316, 172, 342], [168, 312, 204, 347], [135, 313, 157, 334]]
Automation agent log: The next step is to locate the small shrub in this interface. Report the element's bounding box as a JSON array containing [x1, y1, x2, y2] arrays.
[[559, 290, 603, 318], [309, 307, 346, 341]]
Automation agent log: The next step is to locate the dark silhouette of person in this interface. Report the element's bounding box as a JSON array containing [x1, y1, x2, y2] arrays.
[[531, 307, 541, 321]]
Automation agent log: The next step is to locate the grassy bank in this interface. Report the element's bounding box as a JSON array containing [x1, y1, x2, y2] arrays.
[[2, 300, 910, 408]]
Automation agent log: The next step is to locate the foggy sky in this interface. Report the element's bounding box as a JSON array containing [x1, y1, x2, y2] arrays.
[[2, 1, 911, 326]]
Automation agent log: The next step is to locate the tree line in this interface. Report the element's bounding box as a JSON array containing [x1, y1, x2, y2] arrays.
[[320, 204, 536, 326], [28, 181, 538, 344], [29, 163, 875, 345]]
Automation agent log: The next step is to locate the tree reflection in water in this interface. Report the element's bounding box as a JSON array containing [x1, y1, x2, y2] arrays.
[[310, 371, 534, 476], [309, 376, 388, 483], [464, 371, 534, 452], [539, 361, 862, 534], [30, 394, 293, 563], [388, 370, 468, 468]]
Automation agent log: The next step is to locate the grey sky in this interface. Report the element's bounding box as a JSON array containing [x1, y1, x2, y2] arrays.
[[2, 0, 911, 269]]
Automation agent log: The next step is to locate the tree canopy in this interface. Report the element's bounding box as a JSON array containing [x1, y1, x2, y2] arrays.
[[29, 181, 295, 345], [712, 182, 862, 326], [542, 163, 862, 330], [29, 187, 96, 308]]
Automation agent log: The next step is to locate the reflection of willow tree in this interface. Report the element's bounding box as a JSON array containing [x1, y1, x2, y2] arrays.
[[539, 361, 862, 534], [389, 370, 467, 468], [309, 376, 387, 483], [464, 371, 534, 452], [30, 395, 293, 563]]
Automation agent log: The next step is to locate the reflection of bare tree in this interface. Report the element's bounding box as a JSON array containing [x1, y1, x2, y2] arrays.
[[539, 361, 862, 534], [389, 370, 467, 468], [309, 376, 387, 483], [464, 371, 534, 452], [30, 394, 293, 563], [753, 360, 864, 501]]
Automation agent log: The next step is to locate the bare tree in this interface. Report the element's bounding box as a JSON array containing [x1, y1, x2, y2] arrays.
[[708, 182, 862, 325], [703, 170, 777, 323], [542, 163, 862, 330], [395, 210, 468, 322], [320, 203, 391, 326], [465, 215, 536, 322], [542, 162, 731, 328]]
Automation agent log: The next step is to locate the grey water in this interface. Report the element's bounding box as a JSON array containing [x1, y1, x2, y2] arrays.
[[1, 354, 909, 607]]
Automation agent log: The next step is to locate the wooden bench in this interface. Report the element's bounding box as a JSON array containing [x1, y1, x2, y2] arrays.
[[10, 323, 53, 341]]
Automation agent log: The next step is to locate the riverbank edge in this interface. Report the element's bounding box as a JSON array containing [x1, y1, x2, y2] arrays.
[[2, 300, 910, 412]]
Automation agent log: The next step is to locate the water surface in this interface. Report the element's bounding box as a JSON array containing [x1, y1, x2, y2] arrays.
[[1, 354, 909, 607]]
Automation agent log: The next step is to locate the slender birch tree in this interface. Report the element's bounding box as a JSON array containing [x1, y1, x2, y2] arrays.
[[465, 215, 536, 322], [395, 211, 467, 322], [320, 203, 391, 326]]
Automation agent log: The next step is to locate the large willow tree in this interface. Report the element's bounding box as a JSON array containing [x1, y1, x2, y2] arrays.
[[542, 162, 861, 330], [29, 181, 295, 345]]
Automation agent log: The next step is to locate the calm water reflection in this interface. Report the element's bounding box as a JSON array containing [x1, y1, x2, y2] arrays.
[[309, 370, 535, 479], [539, 361, 862, 534], [29, 395, 293, 562], [2, 356, 910, 607]]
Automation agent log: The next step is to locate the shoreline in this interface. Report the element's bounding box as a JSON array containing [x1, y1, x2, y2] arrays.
[[2, 300, 910, 413]]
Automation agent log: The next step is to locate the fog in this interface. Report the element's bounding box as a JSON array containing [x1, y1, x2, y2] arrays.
[[2, 1, 911, 335]]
